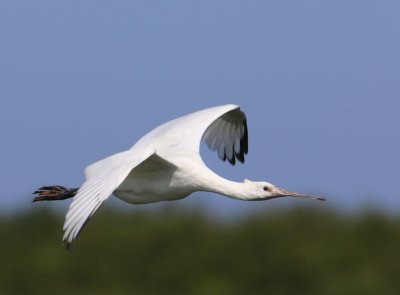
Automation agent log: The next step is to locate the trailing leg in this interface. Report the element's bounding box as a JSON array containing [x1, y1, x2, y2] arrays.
[[32, 186, 78, 202]]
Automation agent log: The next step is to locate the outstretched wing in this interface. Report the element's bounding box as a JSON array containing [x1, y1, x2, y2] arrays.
[[202, 108, 248, 165], [62, 147, 156, 248], [132, 104, 248, 165]]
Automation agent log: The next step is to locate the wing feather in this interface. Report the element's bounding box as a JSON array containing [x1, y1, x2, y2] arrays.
[[62, 147, 156, 248], [202, 108, 248, 165], [131, 104, 248, 165]]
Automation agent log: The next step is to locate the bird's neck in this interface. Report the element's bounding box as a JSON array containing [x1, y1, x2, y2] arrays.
[[196, 167, 254, 201]]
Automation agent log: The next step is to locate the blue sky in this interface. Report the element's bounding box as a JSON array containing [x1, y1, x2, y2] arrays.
[[1, 1, 399, 215]]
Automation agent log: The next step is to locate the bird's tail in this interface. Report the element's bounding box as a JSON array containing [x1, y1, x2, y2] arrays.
[[32, 186, 78, 202]]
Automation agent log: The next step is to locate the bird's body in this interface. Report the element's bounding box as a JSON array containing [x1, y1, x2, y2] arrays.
[[114, 108, 213, 204], [114, 152, 199, 204], [34, 104, 324, 248]]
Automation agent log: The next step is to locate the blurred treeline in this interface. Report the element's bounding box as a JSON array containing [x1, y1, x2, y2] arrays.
[[1, 207, 400, 295]]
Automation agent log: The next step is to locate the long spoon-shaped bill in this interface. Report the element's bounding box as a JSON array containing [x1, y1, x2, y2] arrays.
[[278, 189, 325, 202]]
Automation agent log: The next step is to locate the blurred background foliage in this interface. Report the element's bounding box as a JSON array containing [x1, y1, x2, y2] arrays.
[[1, 207, 400, 295]]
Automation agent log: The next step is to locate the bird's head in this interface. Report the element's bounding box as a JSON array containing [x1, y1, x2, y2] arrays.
[[244, 179, 325, 202]]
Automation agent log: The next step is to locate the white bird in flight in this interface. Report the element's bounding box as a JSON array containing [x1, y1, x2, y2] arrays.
[[33, 104, 324, 248]]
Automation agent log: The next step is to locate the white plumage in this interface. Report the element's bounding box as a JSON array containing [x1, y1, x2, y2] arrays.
[[35, 104, 324, 248]]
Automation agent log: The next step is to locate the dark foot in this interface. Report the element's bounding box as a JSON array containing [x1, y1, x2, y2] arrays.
[[32, 186, 78, 202]]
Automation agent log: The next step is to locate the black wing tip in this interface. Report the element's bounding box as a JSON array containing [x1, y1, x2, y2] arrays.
[[242, 119, 249, 154], [226, 117, 248, 165], [235, 152, 245, 163], [62, 206, 97, 250], [233, 118, 248, 164], [228, 155, 236, 165], [63, 240, 73, 251], [218, 153, 227, 162], [206, 108, 249, 165]]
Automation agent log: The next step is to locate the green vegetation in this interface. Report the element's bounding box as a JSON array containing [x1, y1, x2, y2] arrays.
[[1, 207, 399, 294]]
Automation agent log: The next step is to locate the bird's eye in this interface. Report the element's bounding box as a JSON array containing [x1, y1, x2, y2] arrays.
[[263, 186, 270, 192]]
